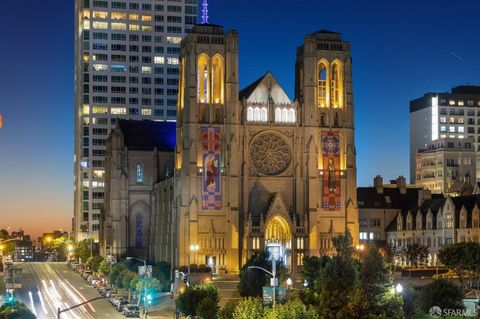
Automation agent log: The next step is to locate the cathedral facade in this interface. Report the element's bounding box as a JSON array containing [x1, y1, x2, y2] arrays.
[[174, 24, 359, 274]]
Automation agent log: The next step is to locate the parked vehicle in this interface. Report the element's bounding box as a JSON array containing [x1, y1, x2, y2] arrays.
[[123, 305, 140, 318]]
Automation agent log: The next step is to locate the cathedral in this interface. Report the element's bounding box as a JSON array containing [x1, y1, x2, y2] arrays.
[[103, 23, 359, 275], [174, 24, 358, 274]]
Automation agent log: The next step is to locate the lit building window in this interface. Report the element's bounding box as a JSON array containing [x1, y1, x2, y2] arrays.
[[141, 66, 152, 74], [331, 62, 342, 108], [111, 107, 126, 115], [129, 14, 139, 20], [274, 107, 296, 123], [111, 22, 127, 30], [129, 24, 139, 31], [359, 232, 367, 240], [260, 107, 268, 122], [92, 107, 108, 114], [142, 15, 152, 21], [83, 20, 90, 30], [92, 64, 108, 71], [211, 54, 224, 104], [92, 21, 108, 29], [167, 36, 182, 44], [449, 126, 455, 132], [197, 54, 210, 103], [458, 126, 465, 133], [449, 100, 455, 105], [318, 62, 327, 107], [136, 163, 144, 183], [458, 100, 464, 106], [167, 57, 179, 65], [83, 105, 90, 115], [154, 56, 165, 64], [142, 25, 152, 32], [141, 108, 152, 116], [93, 170, 105, 178], [111, 12, 126, 20], [92, 11, 108, 19]]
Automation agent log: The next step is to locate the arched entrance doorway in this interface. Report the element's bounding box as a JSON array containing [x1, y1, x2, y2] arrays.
[[264, 215, 292, 267]]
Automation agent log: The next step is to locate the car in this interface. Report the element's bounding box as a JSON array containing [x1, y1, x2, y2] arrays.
[[123, 305, 140, 318], [114, 299, 128, 311]]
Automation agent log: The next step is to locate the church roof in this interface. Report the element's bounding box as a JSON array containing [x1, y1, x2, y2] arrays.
[[117, 120, 176, 152], [239, 72, 291, 104]]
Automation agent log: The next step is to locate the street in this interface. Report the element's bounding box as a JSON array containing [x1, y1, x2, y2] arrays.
[[11, 262, 124, 319]]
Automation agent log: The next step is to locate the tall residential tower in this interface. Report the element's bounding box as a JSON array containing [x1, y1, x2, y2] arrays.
[[74, 0, 198, 242]]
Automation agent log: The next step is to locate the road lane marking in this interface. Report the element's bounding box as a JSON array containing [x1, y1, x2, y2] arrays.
[[28, 291, 38, 316], [37, 290, 49, 316]]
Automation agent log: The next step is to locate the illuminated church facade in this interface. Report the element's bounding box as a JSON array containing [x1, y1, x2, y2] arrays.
[[173, 24, 359, 274]]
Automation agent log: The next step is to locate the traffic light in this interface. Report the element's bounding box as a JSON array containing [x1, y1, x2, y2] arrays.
[[8, 293, 13, 302], [183, 275, 188, 283]]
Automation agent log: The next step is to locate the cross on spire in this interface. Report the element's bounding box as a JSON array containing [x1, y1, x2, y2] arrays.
[[202, 0, 209, 24]]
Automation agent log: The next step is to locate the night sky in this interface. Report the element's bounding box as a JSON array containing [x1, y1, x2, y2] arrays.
[[1, 0, 479, 238]]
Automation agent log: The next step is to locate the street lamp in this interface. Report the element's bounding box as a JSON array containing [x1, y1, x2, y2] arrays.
[[395, 283, 403, 294], [126, 257, 148, 319], [190, 244, 199, 265], [248, 261, 277, 307], [286, 278, 292, 300]]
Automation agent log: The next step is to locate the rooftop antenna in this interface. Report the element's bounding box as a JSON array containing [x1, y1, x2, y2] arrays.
[[202, 0, 209, 24]]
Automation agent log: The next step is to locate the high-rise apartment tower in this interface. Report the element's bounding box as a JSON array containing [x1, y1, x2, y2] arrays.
[[74, 0, 198, 241]]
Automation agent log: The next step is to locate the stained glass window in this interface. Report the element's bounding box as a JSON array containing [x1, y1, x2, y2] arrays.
[[136, 215, 143, 247], [136, 163, 144, 183]]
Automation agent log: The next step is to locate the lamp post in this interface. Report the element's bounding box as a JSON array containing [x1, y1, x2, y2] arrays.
[[286, 277, 292, 300], [126, 257, 148, 319], [190, 245, 199, 265], [248, 261, 277, 307]]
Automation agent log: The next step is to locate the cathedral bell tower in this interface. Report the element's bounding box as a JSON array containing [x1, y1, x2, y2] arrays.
[[175, 24, 241, 273], [295, 30, 359, 255]]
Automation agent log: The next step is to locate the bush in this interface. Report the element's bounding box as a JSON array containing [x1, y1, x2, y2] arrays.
[[0, 301, 36, 319], [176, 284, 219, 317], [420, 279, 464, 314], [233, 297, 264, 319], [197, 296, 219, 319], [265, 298, 318, 319], [218, 301, 237, 319]]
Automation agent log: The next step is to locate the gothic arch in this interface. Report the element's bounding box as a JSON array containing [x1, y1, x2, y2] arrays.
[[197, 53, 210, 103], [129, 200, 151, 248], [330, 59, 344, 108], [317, 59, 329, 107], [211, 54, 225, 104]]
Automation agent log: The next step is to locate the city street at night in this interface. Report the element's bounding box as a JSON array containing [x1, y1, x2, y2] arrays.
[[11, 263, 123, 319]]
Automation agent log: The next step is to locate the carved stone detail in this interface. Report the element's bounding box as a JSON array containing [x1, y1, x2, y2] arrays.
[[250, 133, 292, 176]]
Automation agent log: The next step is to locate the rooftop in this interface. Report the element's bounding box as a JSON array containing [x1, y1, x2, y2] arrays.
[[117, 120, 176, 152]]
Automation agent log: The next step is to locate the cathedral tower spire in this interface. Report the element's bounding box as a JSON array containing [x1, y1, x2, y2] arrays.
[[202, 0, 209, 24]]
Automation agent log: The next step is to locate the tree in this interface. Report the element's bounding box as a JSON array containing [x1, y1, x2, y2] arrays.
[[87, 255, 104, 272], [197, 297, 219, 319], [0, 230, 15, 257], [0, 301, 36, 319], [99, 260, 111, 275], [75, 239, 98, 263], [357, 248, 403, 319], [402, 287, 427, 319], [218, 301, 237, 319], [152, 261, 171, 292], [401, 243, 429, 276], [438, 242, 480, 289], [233, 297, 264, 319], [238, 250, 286, 297], [176, 284, 219, 317], [300, 255, 330, 305], [420, 279, 464, 314], [265, 298, 318, 319], [109, 263, 128, 286]]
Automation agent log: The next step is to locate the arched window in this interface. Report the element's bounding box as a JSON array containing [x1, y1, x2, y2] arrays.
[[397, 214, 403, 231], [136, 163, 144, 183], [211, 54, 224, 104], [437, 212, 443, 229], [288, 109, 295, 123], [416, 212, 423, 230], [197, 54, 210, 103], [427, 211, 433, 230], [281, 108, 288, 123], [275, 108, 281, 122], [318, 63, 327, 107], [253, 107, 260, 122], [331, 62, 343, 108], [406, 212, 412, 230], [247, 107, 254, 122], [460, 210, 467, 229], [260, 107, 268, 122], [136, 215, 143, 247]]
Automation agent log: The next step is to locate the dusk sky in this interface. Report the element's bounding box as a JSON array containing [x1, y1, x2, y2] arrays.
[[1, 0, 479, 239]]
